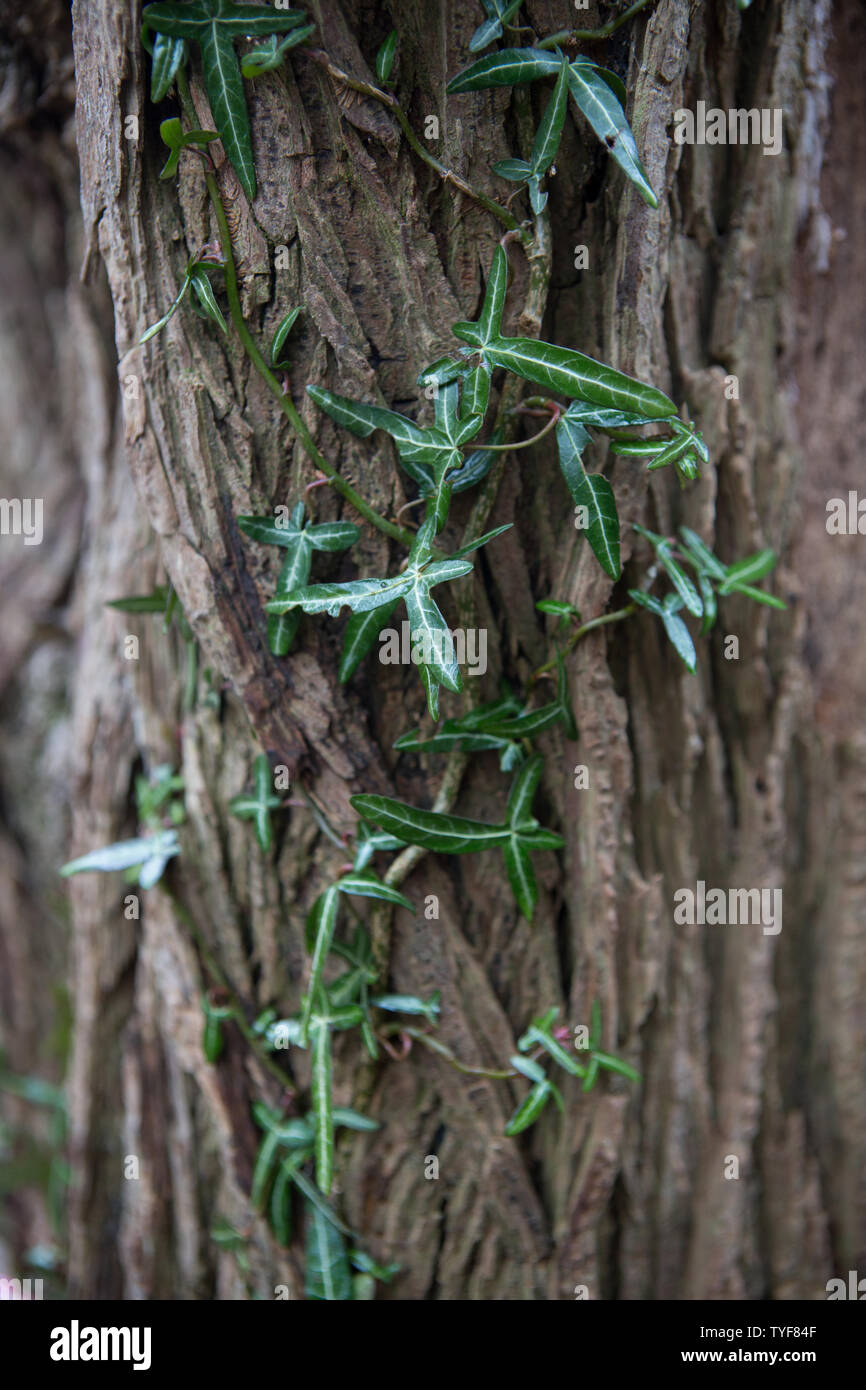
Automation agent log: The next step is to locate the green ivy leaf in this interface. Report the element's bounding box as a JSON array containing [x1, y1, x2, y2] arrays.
[[566, 61, 657, 207], [142, 2, 310, 199], [485, 335, 676, 419], [339, 598, 400, 682], [270, 305, 301, 367], [572, 472, 621, 580], [492, 158, 532, 181], [150, 33, 187, 101], [718, 549, 777, 594], [309, 1012, 334, 1194], [351, 796, 512, 853], [302, 885, 341, 1039], [529, 51, 569, 178], [375, 29, 397, 83], [189, 267, 228, 333], [337, 871, 414, 912], [305, 1202, 352, 1300], [372, 992, 441, 1022], [660, 596, 697, 672], [505, 1079, 554, 1135], [505, 836, 537, 921], [60, 831, 180, 882], [228, 753, 282, 849], [447, 46, 561, 94], [677, 527, 727, 582]]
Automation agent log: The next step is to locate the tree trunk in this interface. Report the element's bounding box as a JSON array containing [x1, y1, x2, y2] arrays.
[[2, 0, 863, 1300]]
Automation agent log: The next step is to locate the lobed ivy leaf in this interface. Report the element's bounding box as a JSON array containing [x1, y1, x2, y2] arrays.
[[142, 2, 311, 200], [240, 25, 314, 78]]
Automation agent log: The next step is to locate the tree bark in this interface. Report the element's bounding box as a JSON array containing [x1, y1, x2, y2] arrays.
[[1, 0, 863, 1299]]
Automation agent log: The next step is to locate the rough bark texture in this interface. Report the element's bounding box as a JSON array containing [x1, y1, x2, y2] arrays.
[[1, 0, 863, 1299]]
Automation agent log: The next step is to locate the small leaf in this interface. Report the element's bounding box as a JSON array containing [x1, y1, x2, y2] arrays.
[[270, 306, 301, 367], [566, 62, 657, 207], [678, 526, 727, 581], [339, 599, 400, 682], [447, 47, 561, 94], [723, 582, 787, 610], [491, 158, 532, 181], [506, 753, 543, 829], [190, 268, 228, 333], [505, 836, 537, 921], [268, 534, 311, 656], [505, 1080, 552, 1136], [310, 1014, 334, 1193], [372, 992, 441, 1021], [572, 473, 621, 579], [305, 1202, 352, 1300], [510, 1054, 546, 1084], [448, 522, 512, 559], [469, 17, 502, 52], [718, 549, 777, 593], [536, 598, 578, 617], [106, 589, 168, 613], [60, 831, 179, 878], [528, 52, 569, 178], [337, 871, 414, 912], [302, 886, 341, 1038], [351, 795, 511, 854], [159, 116, 185, 149], [333, 1107, 380, 1132], [151, 34, 186, 102], [462, 363, 491, 418], [375, 29, 397, 83], [660, 602, 697, 673]]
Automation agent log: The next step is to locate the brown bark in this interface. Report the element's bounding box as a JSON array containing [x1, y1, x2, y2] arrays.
[[1, 0, 863, 1299]]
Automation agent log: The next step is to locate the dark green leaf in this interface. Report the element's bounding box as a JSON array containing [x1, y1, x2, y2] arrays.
[[106, 589, 168, 613], [302, 885, 340, 1038], [447, 47, 560, 94], [339, 598, 400, 682], [337, 871, 414, 912], [268, 537, 310, 656], [529, 52, 569, 177], [506, 752, 543, 828], [491, 158, 532, 181], [448, 522, 512, 559], [566, 62, 657, 207], [723, 582, 787, 610], [151, 34, 186, 101], [310, 1014, 334, 1193], [190, 268, 228, 333], [305, 1203, 352, 1300], [572, 472, 620, 579], [199, 18, 257, 199], [375, 29, 397, 83], [505, 1079, 552, 1135], [487, 336, 676, 419], [505, 835, 537, 921], [351, 795, 511, 853], [270, 305, 300, 366], [536, 598, 578, 617]]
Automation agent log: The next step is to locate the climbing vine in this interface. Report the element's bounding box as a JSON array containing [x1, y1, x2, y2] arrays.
[[60, 0, 785, 1299]]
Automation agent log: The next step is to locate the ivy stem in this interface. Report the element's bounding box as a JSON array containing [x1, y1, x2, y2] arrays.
[[174, 71, 413, 548], [528, 603, 636, 686], [303, 50, 524, 236], [539, 0, 656, 47], [470, 404, 560, 452]]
